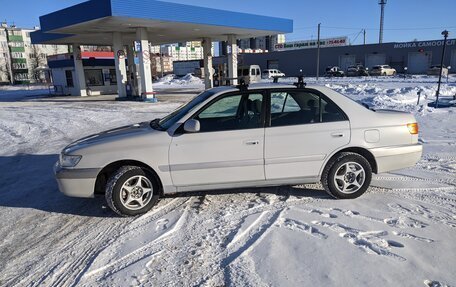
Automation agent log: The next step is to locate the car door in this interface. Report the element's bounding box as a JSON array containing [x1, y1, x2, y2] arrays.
[[169, 91, 266, 187], [264, 89, 350, 180]]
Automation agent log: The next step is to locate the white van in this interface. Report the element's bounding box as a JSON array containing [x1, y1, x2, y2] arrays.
[[262, 69, 285, 79], [238, 65, 262, 83]]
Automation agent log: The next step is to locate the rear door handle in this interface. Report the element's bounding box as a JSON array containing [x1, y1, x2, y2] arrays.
[[331, 133, 344, 138], [244, 140, 260, 145]]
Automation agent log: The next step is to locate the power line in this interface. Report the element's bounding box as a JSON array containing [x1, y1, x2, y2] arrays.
[[319, 25, 456, 31]]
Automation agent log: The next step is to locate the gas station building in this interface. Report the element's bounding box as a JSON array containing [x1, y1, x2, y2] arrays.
[[31, 0, 293, 97]]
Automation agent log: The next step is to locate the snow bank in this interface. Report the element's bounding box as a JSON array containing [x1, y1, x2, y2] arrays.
[[0, 85, 50, 101], [155, 73, 204, 89]]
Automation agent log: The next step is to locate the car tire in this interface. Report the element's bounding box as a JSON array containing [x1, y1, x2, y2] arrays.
[[392, 71, 397, 76], [382, 72, 386, 76], [105, 166, 160, 216], [321, 152, 372, 199]]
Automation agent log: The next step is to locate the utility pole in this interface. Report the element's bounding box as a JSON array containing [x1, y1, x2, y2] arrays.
[[363, 29, 366, 45], [435, 30, 449, 109], [378, 0, 387, 44], [316, 23, 321, 80]]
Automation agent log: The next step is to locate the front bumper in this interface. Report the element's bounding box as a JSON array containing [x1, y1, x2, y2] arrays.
[[369, 144, 423, 173], [54, 163, 100, 198]]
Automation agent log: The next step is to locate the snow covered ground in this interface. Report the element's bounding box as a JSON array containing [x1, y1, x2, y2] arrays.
[[0, 76, 455, 287]]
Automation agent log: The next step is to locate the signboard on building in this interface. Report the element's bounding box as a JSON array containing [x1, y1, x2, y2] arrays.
[[393, 39, 456, 49], [274, 37, 348, 51]]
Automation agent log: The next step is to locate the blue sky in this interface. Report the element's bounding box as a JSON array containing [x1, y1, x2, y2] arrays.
[[1, 0, 455, 44]]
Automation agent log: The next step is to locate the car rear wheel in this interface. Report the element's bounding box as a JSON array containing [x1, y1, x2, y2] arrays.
[[321, 152, 372, 199], [105, 166, 160, 216]]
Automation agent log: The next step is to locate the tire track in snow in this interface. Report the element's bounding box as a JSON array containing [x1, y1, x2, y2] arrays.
[[312, 221, 406, 262]]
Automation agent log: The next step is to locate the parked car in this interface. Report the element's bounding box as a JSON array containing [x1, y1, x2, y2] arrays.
[[262, 69, 286, 79], [55, 81, 422, 216], [325, 66, 345, 77], [238, 65, 261, 83], [370, 65, 396, 76], [427, 65, 449, 77], [346, 65, 369, 77]]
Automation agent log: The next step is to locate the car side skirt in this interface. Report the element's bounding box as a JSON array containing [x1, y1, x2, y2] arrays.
[[173, 176, 319, 193]]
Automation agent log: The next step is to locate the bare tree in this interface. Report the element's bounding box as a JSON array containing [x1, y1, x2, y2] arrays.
[[28, 44, 45, 83], [0, 57, 12, 84]]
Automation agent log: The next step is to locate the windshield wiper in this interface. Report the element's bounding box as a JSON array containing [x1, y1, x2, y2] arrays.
[[150, 118, 164, 131]]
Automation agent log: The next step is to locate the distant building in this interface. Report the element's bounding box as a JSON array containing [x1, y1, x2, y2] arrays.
[[216, 37, 456, 76], [150, 53, 173, 77], [220, 34, 286, 55], [150, 41, 214, 63], [0, 22, 68, 84]]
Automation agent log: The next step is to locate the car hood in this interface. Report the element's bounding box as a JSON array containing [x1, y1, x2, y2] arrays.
[[63, 122, 154, 154]]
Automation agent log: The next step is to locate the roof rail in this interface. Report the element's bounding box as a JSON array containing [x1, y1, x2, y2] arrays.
[[223, 77, 249, 91], [272, 74, 306, 89]]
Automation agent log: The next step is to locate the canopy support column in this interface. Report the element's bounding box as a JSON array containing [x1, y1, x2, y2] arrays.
[[227, 35, 238, 85], [126, 44, 138, 96], [113, 32, 127, 98], [72, 44, 87, 97], [136, 28, 154, 99], [203, 37, 213, 89]]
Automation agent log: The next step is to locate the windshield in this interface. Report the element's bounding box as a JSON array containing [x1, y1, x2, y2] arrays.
[[156, 90, 216, 130]]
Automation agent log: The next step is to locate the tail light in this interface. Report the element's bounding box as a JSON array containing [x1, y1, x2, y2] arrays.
[[407, 123, 419, 135]]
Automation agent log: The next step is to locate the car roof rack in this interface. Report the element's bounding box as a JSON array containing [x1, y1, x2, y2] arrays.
[[272, 74, 306, 89], [224, 77, 249, 91]]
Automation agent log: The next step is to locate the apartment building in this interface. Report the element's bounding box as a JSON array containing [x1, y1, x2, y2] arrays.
[[0, 22, 68, 84]]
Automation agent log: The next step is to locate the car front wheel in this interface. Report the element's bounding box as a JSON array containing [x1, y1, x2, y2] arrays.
[[105, 166, 160, 216], [321, 152, 372, 199]]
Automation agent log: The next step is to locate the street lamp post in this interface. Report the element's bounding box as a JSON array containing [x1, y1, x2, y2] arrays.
[[435, 30, 449, 108]]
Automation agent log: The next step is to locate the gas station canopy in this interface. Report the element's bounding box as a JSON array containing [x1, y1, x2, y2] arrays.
[[31, 0, 293, 45]]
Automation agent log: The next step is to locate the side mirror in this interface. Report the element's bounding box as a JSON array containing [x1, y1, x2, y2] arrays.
[[184, 119, 200, 133]]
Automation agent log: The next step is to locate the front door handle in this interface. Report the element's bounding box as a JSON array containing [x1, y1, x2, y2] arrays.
[[244, 140, 260, 145], [331, 133, 344, 138]]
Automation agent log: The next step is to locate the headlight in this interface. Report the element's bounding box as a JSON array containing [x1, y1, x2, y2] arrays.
[[60, 154, 82, 168]]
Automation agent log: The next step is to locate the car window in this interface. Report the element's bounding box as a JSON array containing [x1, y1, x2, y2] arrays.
[[159, 90, 215, 130], [270, 90, 346, 127], [195, 93, 264, 132], [199, 96, 241, 119], [321, 97, 346, 123], [270, 91, 320, 127], [256, 69, 260, 75]]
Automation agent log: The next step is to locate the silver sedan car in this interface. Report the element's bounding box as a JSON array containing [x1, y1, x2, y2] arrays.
[[55, 81, 422, 216]]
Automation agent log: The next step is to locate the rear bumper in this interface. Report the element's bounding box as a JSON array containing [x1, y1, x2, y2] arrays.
[[369, 144, 423, 173], [54, 163, 99, 198]]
